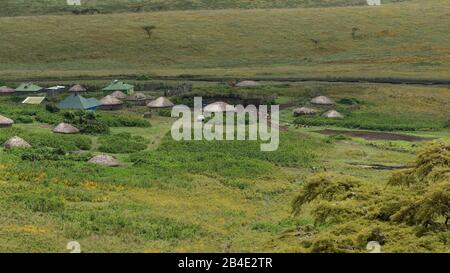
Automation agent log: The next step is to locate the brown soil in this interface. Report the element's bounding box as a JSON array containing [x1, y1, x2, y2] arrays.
[[315, 129, 433, 142]]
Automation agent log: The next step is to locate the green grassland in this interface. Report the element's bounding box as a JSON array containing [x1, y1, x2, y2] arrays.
[[0, 0, 449, 80], [0, 82, 448, 252], [0, 0, 407, 17]]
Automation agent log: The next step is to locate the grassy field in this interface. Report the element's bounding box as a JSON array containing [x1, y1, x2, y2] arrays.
[[0, 82, 448, 252], [0, 0, 408, 17], [0, 0, 449, 80]]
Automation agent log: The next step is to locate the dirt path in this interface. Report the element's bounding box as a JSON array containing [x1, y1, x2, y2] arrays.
[[315, 129, 434, 142]]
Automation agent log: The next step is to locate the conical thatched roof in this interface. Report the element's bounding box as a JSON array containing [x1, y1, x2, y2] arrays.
[[69, 84, 87, 93], [0, 86, 15, 94], [127, 92, 147, 101], [147, 97, 174, 108], [204, 101, 236, 113], [0, 115, 14, 126], [293, 107, 318, 116], [4, 136, 31, 149], [88, 155, 120, 167], [235, 80, 260, 87], [322, 110, 344, 118], [53, 123, 80, 134], [101, 95, 123, 106], [111, 91, 127, 99], [311, 96, 335, 105]]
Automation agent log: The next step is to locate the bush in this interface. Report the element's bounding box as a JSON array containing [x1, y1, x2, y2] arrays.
[[158, 109, 172, 117], [98, 132, 148, 153], [100, 115, 151, 127], [45, 103, 60, 113], [64, 110, 109, 134]]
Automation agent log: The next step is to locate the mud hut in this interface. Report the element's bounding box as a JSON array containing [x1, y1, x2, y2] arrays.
[[110, 91, 127, 100], [322, 110, 344, 118], [100, 95, 123, 110], [53, 123, 80, 134], [235, 80, 260, 87], [0, 86, 15, 95], [311, 96, 335, 105], [293, 107, 318, 117], [126, 92, 150, 106], [147, 97, 174, 108], [88, 155, 120, 167], [4, 136, 31, 149], [204, 101, 235, 113], [69, 84, 87, 93], [0, 115, 14, 128]]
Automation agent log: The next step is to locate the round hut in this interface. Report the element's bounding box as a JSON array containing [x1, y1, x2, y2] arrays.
[[322, 110, 344, 118], [0, 86, 15, 95], [53, 123, 80, 134], [311, 96, 335, 105], [88, 155, 120, 167], [235, 80, 260, 87], [147, 97, 174, 109], [69, 84, 87, 93], [4, 136, 31, 149], [0, 115, 14, 128], [293, 107, 318, 117], [100, 95, 124, 110], [126, 92, 149, 106], [110, 91, 127, 100], [204, 101, 236, 113]]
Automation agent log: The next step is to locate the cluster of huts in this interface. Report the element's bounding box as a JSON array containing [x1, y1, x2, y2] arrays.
[[293, 96, 344, 119], [0, 80, 175, 112]]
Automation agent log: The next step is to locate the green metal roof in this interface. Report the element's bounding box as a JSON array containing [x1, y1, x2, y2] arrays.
[[15, 83, 43, 92], [102, 81, 134, 91], [58, 94, 100, 110]]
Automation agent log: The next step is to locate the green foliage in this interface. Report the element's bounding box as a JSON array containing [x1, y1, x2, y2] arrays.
[[64, 110, 110, 134], [292, 141, 450, 252], [294, 112, 442, 131], [15, 193, 66, 213], [45, 103, 60, 113], [98, 132, 148, 153], [157, 109, 172, 117], [324, 134, 351, 143], [100, 115, 151, 127], [0, 127, 92, 151], [292, 173, 361, 215], [389, 140, 450, 186]]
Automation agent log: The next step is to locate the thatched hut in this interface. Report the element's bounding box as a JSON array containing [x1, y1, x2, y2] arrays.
[[293, 107, 318, 117], [100, 95, 123, 110], [0, 86, 15, 95], [204, 101, 235, 113], [0, 115, 14, 128], [235, 80, 260, 87], [69, 84, 87, 93], [88, 155, 120, 167], [4, 136, 31, 149], [147, 97, 174, 108], [53, 123, 80, 134], [126, 92, 150, 106], [311, 96, 335, 105], [110, 91, 127, 100], [322, 110, 344, 118]]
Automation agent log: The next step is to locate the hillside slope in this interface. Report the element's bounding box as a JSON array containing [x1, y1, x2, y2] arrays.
[[0, 0, 448, 80], [0, 0, 408, 17]]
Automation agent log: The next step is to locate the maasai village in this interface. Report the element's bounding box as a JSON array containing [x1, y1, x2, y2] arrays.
[[0, 0, 448, 254]]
